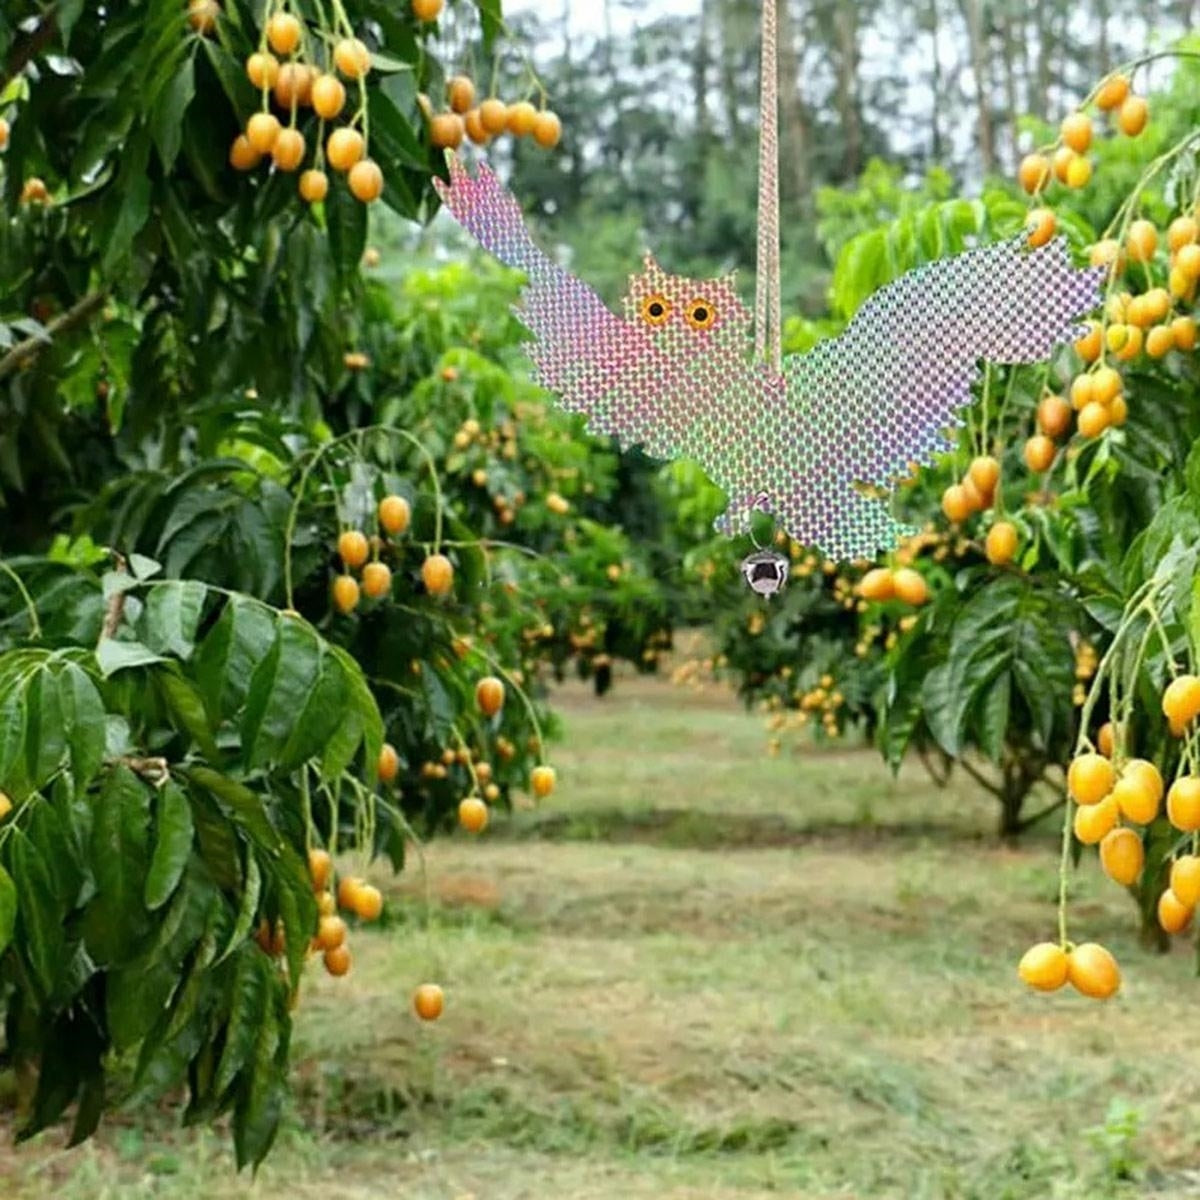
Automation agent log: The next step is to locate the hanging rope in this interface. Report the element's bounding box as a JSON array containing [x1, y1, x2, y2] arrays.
[[754, 0, 782, 374]]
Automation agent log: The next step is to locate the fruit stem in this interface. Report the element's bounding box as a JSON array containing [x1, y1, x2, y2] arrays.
[[0, 561, 42, 641]]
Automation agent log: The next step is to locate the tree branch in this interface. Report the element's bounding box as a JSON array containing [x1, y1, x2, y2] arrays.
[[958, 755, 1005, 799], [0, 289, 109, 383], [1, 10, 58, 95]]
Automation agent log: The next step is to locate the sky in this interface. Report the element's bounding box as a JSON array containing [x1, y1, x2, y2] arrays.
[[505, 0, 701, 37]]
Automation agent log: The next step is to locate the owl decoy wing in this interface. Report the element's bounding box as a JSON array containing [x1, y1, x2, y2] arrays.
[[436, 158, 663, 451], [773, 235, 1103, 561]]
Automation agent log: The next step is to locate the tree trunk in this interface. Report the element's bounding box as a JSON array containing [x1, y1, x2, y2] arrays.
[[718, 0, 743, 143], [928, 0, 944, 162], [1033, 0, 1052, 119], [830, 1, 862, 178], [999, 9, 1020, 173], [777, 0, 811, 199], [958, 0, 995, 175]]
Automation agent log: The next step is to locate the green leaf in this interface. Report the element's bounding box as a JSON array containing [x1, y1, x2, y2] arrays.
[[194, 596, 277, 724], [216, 852, 261, 965], [96, 639, 167, 677], [325, 174, 368, 275], [145, 781, 195, 910], [185, 766, 281, 855], [62, 662, 107, 789], [476, 0, 503, 55], [102, 130, 153, 271], [273, 846, 317, 989], [215, 943, 271, 1096], [142, 580, 207, 659], [83, 766, 153, 967], [24, 666, 67, 790], [129, 554, 163, 581], [8, 831, 65, 997], [0, 863, 15, 955], [152, 52, 196, 172], [241, 617, 323, 768], [158, 671, 220, 761], [233, 989, 286, 1169]]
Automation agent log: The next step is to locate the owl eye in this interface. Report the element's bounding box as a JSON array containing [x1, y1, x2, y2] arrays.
[[685, 299, 717, 330], [640, 294, 672, 325]]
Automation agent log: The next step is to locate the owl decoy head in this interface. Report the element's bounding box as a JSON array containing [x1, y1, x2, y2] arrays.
[[623, 253, 752, 359]]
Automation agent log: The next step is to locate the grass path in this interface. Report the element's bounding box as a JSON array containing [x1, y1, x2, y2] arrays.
[[6, 672, 1200, 1198]]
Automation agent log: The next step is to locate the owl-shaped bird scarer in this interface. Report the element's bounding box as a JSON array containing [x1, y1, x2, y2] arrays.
[[435, 158, 1102, 563]]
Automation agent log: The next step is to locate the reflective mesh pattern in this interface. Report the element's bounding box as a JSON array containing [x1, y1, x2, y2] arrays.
[[437, 159, 1102, 562]]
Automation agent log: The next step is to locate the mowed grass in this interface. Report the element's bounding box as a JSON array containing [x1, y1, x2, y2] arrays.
[[7, 667, 1200, 1199]]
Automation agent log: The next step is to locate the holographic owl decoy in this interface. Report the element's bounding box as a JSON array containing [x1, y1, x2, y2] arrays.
[[435, 158, 1101, 564]]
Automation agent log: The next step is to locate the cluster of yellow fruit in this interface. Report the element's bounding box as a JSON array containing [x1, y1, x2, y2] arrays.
[[940, 454, 1001, 524], [1018, 72, 1147, 203], [223, 7, 384, 207], [0, 790, 11, 821], [1019, 673, 1200, 999], [331, 494, 411, 614], [856, 565, 929, 607], [253, 848, 383, 978], [424, 75, 562, 151]]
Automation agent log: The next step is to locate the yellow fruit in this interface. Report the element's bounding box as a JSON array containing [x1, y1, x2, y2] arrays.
[[506, 101, 537, 137], [1017, 942, 1068, 992], [430, 112, 465, 149], [422, 553, 454, 596], [1064, 155, 1092, 189], [1073, 322, 1103, 363], [985, 521, 1018, 566], [858, 567, 895, 601], [475, 676, 504, 717], [246, 111, 281, 154], [1114, 325, 1143, 361], [1023, 434, 1056, 473], [479, 97, 508, 134], [1127, 219, 1158, 262], [447, 75, 475, 114], [1073, 795, 1118, 844], [464, 109, 489, 145], [1120, 760, 1163, 821], [968, 455, 1001, 495], [1171, 855, 1200, 908], [246, 51, 281, 90], [1061, 112, 1092, 154], [458, 796, 488, 833], [378, 494, 411, 536], [317, 890, 337, 916], [1067, 753, 1115, 805], [1099, 827, 1144, 886], [1035, 392, 1070, 434], [338, 529, 369, 569], [332, 574, 360, 615], [1088, 239, 1124, 272], [378, 742, 399, 783], [1066, 943, 1120, 999], [532, 110, 562, 149], [1118, 94, 1148, 137], [352, 884, 382, 921], [334, 36, 371, 79], [266, 11, 302, 56], [326, 127, 365, 172], [1096, 73, 1130, 111], [317, 914, 348, 951], [1069, 374, 1094, 410], [271, 127, 305, 172], [530, 765, 556, 799], [1109, 396, 1126, 427], [1162, 674, 1200, 728], [941, 484, 971, 523], [188, 0, 220, 34], [1091, 365, 1122, 403], [229, 134, 261, 171], [1158, 889, 1193, 935], [1172, 315, 1198, 351], [312, 74, 347, 120], [298, 168, 328, 202], [892, 568, 928, 606], [323, 944, 351, 976], [1077, 401, 1110, 439], [1018, 153, 1051, 194], [362, 561, 392, 599], [0, 792, 11, 821], [960, 474, 988, 513], [1146, 324, 1175, 359], [1097, 722, 1115, 758], [1052, 146, 1075, 183], [1177, 243, 1200, 279], [348, 159, 383, 203], [308, 847, 332, 890], [1168, 776, 1200, 831], [413, 982, 444, 1020], [1169, 215, 1198, 250]]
